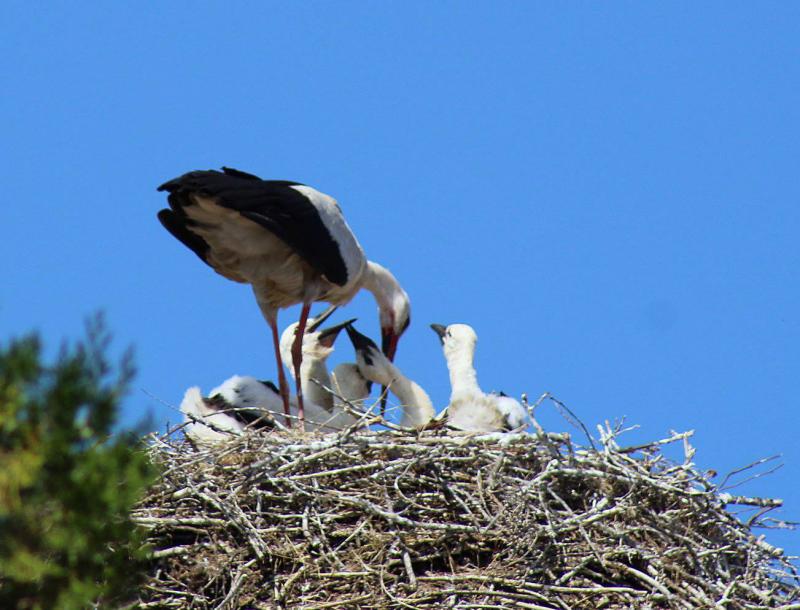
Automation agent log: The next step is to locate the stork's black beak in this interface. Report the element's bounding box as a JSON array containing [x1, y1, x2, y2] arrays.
[[317, 318, 357, 348], [430, 323, 447, 345], [306, 305, 338, 333], [346, 323, 379, 354]]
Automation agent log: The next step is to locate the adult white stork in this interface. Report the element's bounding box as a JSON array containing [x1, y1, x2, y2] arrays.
[[430, 323, 528, 433], [157, 167, 410, 425], [345, 323, 435, 429]]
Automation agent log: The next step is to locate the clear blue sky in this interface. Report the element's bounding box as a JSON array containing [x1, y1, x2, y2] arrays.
[[2, 4, 798, 555]]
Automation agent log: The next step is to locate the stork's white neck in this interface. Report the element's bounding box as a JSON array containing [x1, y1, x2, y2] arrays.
[[361, 261, 409, 330], [382, 364, 435, 428], [331, 363, 370, 407], [361, 261, 392, 310], [444, 343, 482, 402], [279, 331, 335, 411], [302, 359, 334, 411]]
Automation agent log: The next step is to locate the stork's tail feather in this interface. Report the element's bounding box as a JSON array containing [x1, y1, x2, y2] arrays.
[[180, 387, 208, 418]]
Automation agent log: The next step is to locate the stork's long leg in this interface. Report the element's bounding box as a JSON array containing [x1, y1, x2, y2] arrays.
[[380, 389, 388, 417], [291, 302, 312, 426], [267, 313, 293, 428]]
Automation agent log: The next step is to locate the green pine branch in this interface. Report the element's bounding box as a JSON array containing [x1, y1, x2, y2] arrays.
[[0, 315, 157, 610]]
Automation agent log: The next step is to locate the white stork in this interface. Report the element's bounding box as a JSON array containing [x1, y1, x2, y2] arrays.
[[157, 167, 410, 425], [430, 323, 528, 432], [180, 318, 372, 442], [345, 323, 434, 429], [278, 307, 355, 412], [180, 378, 280, 445], [330, 362, 372, 410], [180, 372, 370, 442]]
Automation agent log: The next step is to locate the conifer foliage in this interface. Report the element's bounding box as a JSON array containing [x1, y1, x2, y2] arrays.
[[0, 317, 156, 609]]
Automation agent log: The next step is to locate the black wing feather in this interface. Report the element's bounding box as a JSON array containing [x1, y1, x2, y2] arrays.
[[221, 166, 263, 181], [205, 395, 276, 429], [258, 380, 280, 394], [157, 208, 211, 266], [157, 168, 349, 286]]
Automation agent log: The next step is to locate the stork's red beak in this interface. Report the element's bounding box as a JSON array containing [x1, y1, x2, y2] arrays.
[[379, 327, 399, 418], [381, 328, 399, 362]]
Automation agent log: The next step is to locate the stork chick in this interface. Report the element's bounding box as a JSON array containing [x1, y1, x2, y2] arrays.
[[279, 306, 354, 411], [345, 323, 434, 428], [430, 323, 527, 433], [330, 363, 373, 410], [180, 377, 280, 445], [181, 367, 373, 442], [181, 318, 371, 442]]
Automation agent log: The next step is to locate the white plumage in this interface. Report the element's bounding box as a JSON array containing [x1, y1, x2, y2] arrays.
[[180, 317, 371, 444], [180, 379, 280, 445], [278, 307, 354, 410], [430, 323, 528, 433], [181, 369, 372, 444], [330, 363, 372, 409], [494, 393, 528, 430], [158, 168, 410, 424], [345, 323, 435, 429]]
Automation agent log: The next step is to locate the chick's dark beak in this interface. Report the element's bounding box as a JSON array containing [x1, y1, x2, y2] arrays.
[[317, 318, 357, 348], [306, 305, 338, 333], [430, 323, 447, 345], [346, 323, 380, 354]]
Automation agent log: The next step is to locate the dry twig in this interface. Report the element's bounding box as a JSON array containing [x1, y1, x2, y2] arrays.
[[133, 415, 799, 609]]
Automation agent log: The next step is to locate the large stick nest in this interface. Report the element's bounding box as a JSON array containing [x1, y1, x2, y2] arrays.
[[134, 410, 799, 609]]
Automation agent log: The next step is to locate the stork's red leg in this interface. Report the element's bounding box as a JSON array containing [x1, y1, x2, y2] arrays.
[[292, 302, 312, 426], [267, 314, 293, 428]]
